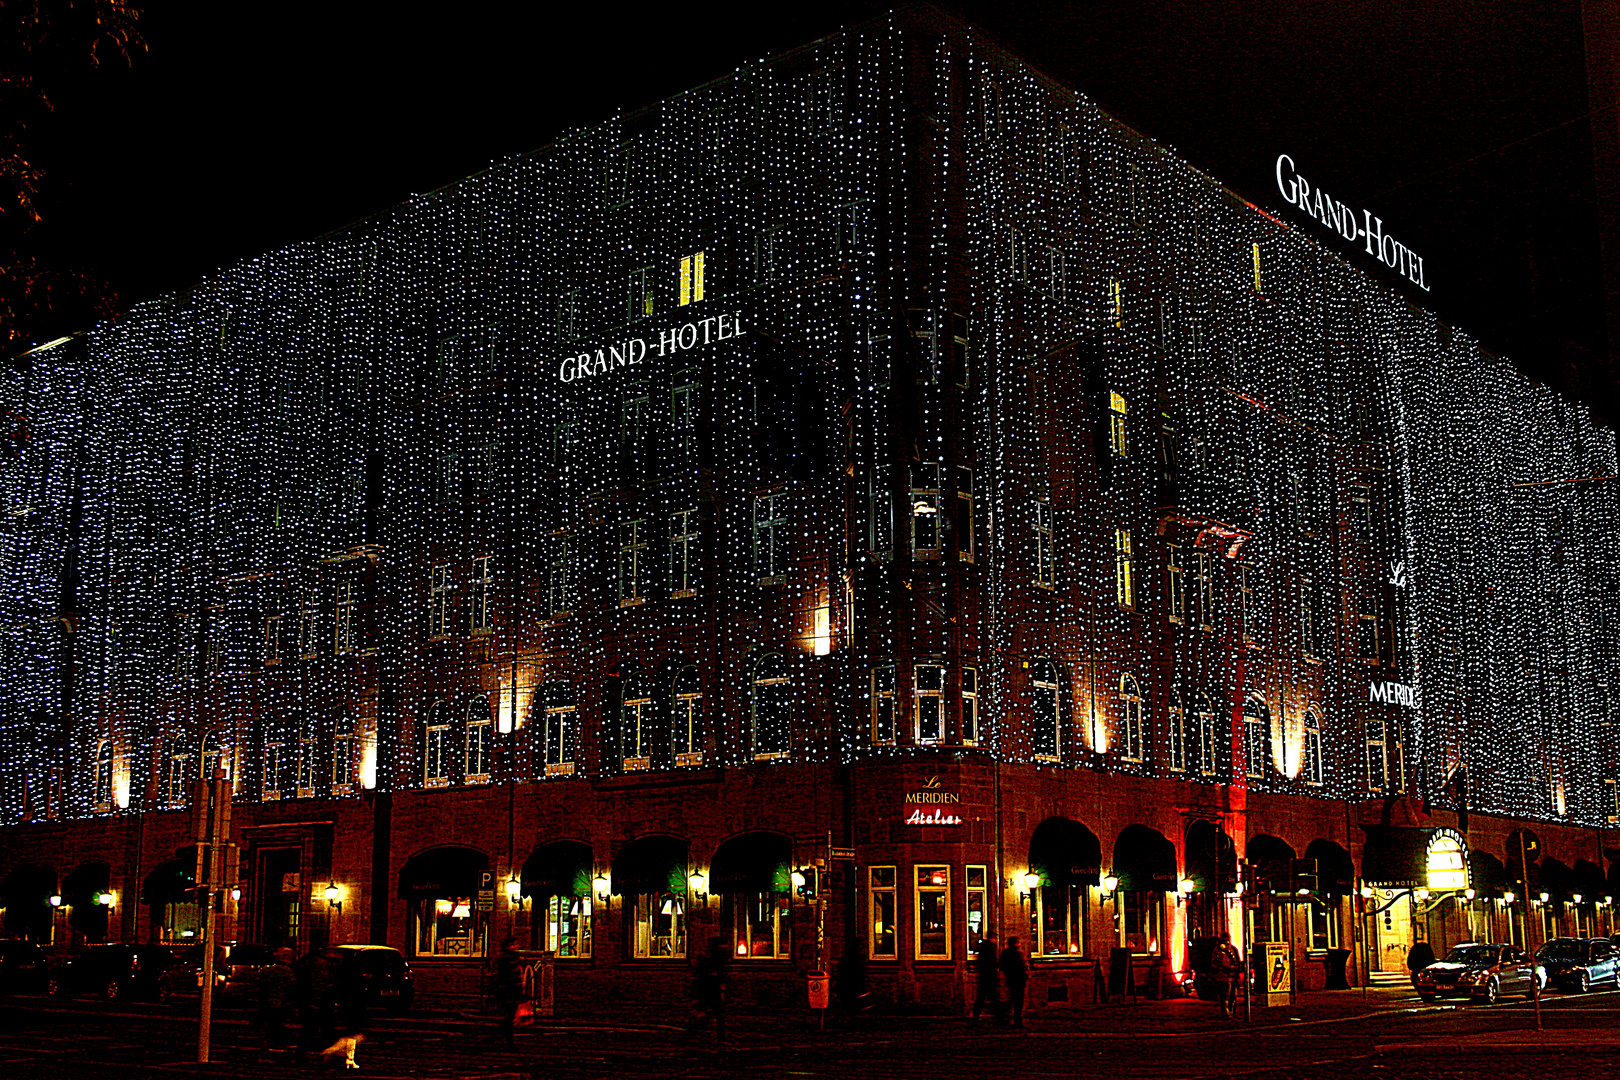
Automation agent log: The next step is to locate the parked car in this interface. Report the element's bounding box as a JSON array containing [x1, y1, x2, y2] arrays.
[[48, 944, 179, 1002], [1535, 937, 1620, 993], [333, 945, 414, 1014], [0, 941, 50, 996], [1414, 943, 1538, 1005], [164, 942, 286, 1003]]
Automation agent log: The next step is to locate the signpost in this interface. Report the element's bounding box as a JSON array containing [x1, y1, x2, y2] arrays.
[[193, 770, 234, 1064]]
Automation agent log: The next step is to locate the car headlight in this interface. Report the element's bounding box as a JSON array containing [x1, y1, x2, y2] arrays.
[[1458, 971, 1480, 984]]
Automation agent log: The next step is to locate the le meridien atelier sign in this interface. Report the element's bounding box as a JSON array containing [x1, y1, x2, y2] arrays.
[[1274, 155, 1429, 292], [903, 778, 965, 826], [556, 312, 744, 382]]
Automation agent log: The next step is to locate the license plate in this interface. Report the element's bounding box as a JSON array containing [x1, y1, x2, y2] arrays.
[[379, 989, 399, 996]]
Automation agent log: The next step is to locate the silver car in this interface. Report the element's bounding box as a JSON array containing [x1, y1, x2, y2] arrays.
[[1414, 943, 1538, 1005]]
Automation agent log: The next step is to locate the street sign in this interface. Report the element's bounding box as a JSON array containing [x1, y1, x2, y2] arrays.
[[829, 847, 856, 860], [476, 870, 495, 912]]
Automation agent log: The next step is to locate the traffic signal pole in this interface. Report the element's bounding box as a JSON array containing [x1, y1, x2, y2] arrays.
[[196, 769, 232, 1064]]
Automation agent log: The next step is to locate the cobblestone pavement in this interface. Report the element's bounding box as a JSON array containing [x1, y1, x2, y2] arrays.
[[1, 984, 1615, 1079]]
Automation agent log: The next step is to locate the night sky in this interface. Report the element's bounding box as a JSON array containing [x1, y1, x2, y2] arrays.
[[24, 1, 1606, 408]]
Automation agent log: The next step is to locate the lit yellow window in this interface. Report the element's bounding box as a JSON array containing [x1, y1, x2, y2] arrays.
[[1108, 390, 1127, 457], [1115, 527, 1134, 608], [679, 251, 706, 306], [1111, 280, 1122, 327], [1252, 242, 1262, 292]]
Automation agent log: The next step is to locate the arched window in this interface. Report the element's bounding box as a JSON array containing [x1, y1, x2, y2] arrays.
[[423, 701, 451, 788], [1243, 694, 1271, 779], [1030, 660, 1060, 761], [621, 672, 654, 770], [672, 665, 704, 767], [1166, 688, 1186, 772], [93, 742, 114, 810], [541, 682, 576, 777], [1195, 692, 1216, 776], [1303, 706, 1323, 785], [1119, 674, 1143, 761], [463, 697, 491, 782], [751, 653, 791, 760]]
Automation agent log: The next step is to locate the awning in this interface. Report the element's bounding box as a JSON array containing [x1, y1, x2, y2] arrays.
[[1360, 826, 1430, 889], [1, 863, 56, 906], [61, 862, 110, 907], [1468, 850, 1510, 898], [1570, 859, 1606, 902], [1539, 857, 1573, 902], [398, 846, 488, 899], [610, 835, 688, 896], [521, 841, 593, 898], [140, 857, 195, 905], [1028, 817, 1101, 888], [1247, 834, 1296, 885], [1112, 824, 1177, 893], [709, 832, 791, 894], [1184, 820, 1236, 894], [1303, 839, 1355, 895]]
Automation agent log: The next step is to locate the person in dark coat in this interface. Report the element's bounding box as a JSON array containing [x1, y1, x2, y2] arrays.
[[690, 938, 730, 1046], [998, 937, 1028, 1029], [294, 948, 342, 1063], [493, 937, 524, 1049], [258, 947, 297, 1050], [971, 934, 1000, 1021]]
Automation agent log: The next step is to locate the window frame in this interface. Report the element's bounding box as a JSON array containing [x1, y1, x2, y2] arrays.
[[669, 508, 699, 598], [870, 664, 896, 746], [673, 665, 704, 767], [869, 866, 898, 960], [914, 865, 952, 960], [1115, 527, 1135, 609], [1119, 673, 1144, 762], [1034, 499, 1056, 589], [961, 666, 980, 747]]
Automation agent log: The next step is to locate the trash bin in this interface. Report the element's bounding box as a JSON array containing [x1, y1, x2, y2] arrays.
[[807, 970, 830, 1010], [1323, 948, 1351, 991]]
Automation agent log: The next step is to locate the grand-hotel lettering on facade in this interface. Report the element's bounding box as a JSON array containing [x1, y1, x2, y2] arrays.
[[2, 8, 1618, 1009]]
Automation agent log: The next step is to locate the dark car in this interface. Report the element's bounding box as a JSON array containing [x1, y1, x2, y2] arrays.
[[0, 941, 50, 996], [333, 945, 414, 1014], [49, 944, 178, 1002], [163, 942, 285, 1002], [1414, 942, 1538, 1005], [1535, 937, 1620, 993]]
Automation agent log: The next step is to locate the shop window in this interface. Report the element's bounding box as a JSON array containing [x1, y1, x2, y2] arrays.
[[1166, 688, 1186, 772], [1033, 499, 1056, 589], [1030, 660, 1061, 761], [414, 896, 485, 957], [1115, 528, 1134, 608], [1167, 544, 1185, 623], [870, 665, 896, 746], [962, 667, 979, 746], [621, 672, 653, 771], [753, 494, 786, 583], [915, 664, 944, 744], [965, 865, 988, 955], [429, 563, 452, 640], [1196, 693, 1217, 776], [910, 463, 942, 557], [545, 895, 592, 957], [672, 664, 704, 767], [469, 556, 493, 635], [678, 251, 705, 306], [1243, 694, 1270, 779], [1303, 706, 1324, 785], [729, 892, 790, 959], [1119, 890, 1163, 954], [633, 892, 687, 958], [669, 509, 699, 597], [541, 682, 576, 777], [1308, 897, 1340, 950], [869, 866, 897, 959], [751, 653, 791, 759], [1119, 674, 1144, 761], [618, 519, 648, 607], [1108, 391, 1128, 457], [915, 865, 951, 959], [464, 700, 491, 783], [954, 468, 974, 562], [1031, 881, 1088, 957]]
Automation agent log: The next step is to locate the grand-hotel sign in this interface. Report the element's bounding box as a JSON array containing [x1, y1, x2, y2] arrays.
[[1275, 155, 1429, 292], [556, 312, 745, 382]]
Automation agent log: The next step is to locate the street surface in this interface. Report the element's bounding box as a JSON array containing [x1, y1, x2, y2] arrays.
[[1, 982, 1616, 1079]]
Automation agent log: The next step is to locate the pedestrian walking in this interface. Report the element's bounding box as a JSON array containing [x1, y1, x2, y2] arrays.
[[998, 937, 1028, 1029], [294, 947, 341, 1063], [493, 937, 524, 1049], [322, 950, 366, 1070], [258, 947, 297, 1051], [689, 938, 730, 1046], [1211, 932, 1242, 1019], [971, 934, 1000, 1021]]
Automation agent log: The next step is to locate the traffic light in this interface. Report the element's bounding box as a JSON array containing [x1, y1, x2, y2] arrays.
[[1291, 858, 1319, 897], [794, 866, 820, 899]]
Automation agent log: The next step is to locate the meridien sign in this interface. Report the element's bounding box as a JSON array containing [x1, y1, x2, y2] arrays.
[[556, 311, 744, 382], [1274, 155, 1429, 292]]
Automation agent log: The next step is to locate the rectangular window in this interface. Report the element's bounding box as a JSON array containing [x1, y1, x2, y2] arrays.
[[1356, 593, 1379, 662], [1245, 711, 1267, 779], [914, 866, 951, 959], [678, 251, 705, 306], [962, 667, 979, 746], [907, 308, 937, 384], [869, 471, 893, 558], [947, 312, 969, 387], [1350, 486, 1373, 545], [429, 563, 452, 640], [604, 138, 632, 208], [1010, 228, 1028, 283], [966, 865, 988, 955], [1115, 528, 1134, 608], [544, 700, 575, 776], [869, 867, 897, 959], [264, 610, 283, 666], [1120, 890, 1162, 954], [547, 535, 571, 619], [1108, 390, 1128, 457], [836, 200, 868, 256], [1308, 899, 1340, 950], [465, 717, 491, 782], [618, 519, 647, 607], [424, 724, 449, 787], [469, 555, 493, 635], [628, 266, 654, 320], [331, 731, 353, 792], [297, 595, 317, 660], [1034, 499, 1056, 589], [1366, 720, 1388, 792], [753, 493, 785, 583], [1240, 565, 1255, 644], [334, 582, 356, 655], [1301, 577, 1318, 659], [1607, 778, 1618, 824], [1111, 279, 1123, 327], [669, 509, 699, 598], [175, 612, 196, 677], [545, 895, 592, 958], [632, 892, 686, 958], [1031, 882, 1088, 958], [1252, 241, 1262, 292], [1196, 551, 1214, 631], [263, 743, 284, 799], [954, 467, 974, 562], [915, 664, 944, 744], [1167, 544, 1185, 623], [911, 463, 941, 557], [756, 224, 787, 284], [730, 892, 789, 959], [557, 290, 579, 342], [465, 444, 495, 502], [1167, 696, 1186, 772], [1197, 702, 1217, 776], [671, 368, 698, 459], [434, 451, 460, 507], [871, 665, 896, 745]]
